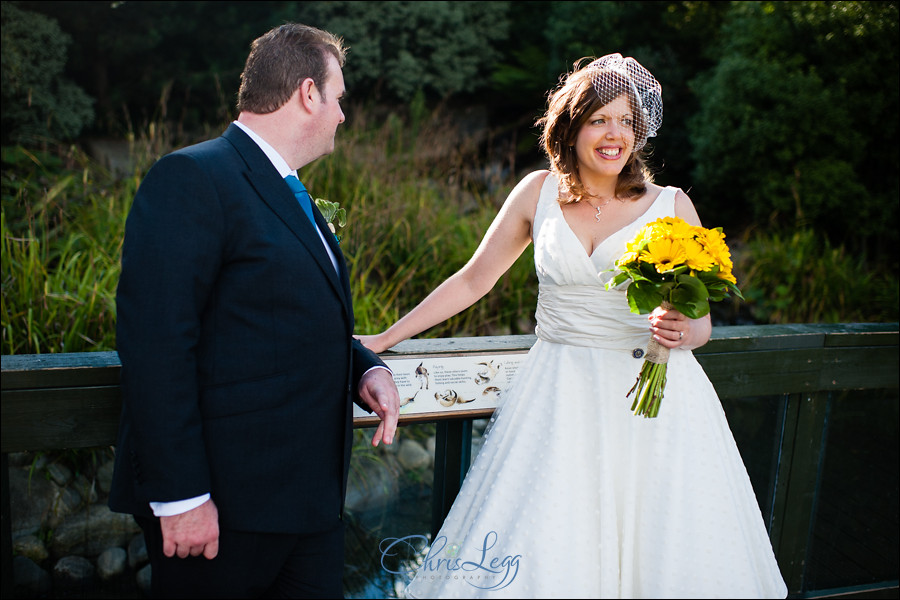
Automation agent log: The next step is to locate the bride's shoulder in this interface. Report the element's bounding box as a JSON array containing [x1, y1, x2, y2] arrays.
[[518, 169, 553, 193], [505, 169, 552, 211], [645, 182, 692, 205], [666, 186, 701, 226]]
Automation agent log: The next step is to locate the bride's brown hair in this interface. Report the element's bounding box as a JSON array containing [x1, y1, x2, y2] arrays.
[[537, 58, 653, 204]]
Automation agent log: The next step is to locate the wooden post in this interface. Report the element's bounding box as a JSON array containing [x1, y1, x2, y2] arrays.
[[431, 419, 472, 540]]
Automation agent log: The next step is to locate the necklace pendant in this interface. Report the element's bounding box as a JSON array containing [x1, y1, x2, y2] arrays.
[[594, 207, 602, 222]]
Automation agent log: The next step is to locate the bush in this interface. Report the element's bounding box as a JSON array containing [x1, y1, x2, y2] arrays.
[[733, 228, 899, 325], [1, 145, 132, 354], [0, 2, 94, 145], [689, 1, 899, 255]]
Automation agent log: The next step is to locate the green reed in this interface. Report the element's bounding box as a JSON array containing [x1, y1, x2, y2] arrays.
[[1, 106, 537, 356], [303, 104, 538, 340], [5, 104, 896, 359], [733, 228, 898, 324], [1, 146, 134, 354]]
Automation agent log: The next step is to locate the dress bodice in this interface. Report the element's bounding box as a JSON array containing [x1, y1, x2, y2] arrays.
[[532, 173, 678, 350]]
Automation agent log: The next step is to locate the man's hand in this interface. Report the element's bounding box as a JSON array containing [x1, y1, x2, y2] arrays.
[[358, 368, 401, 447], [160, 498, 220, 560]]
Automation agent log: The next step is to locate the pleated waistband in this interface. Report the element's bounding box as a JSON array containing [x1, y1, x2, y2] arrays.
[[535, 284, 651, 355]]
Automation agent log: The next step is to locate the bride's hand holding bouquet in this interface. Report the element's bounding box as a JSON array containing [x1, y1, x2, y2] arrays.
[[606, 216, 743, 418]]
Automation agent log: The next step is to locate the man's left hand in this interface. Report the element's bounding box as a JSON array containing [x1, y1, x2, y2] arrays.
[[358, 368, 400, 447]]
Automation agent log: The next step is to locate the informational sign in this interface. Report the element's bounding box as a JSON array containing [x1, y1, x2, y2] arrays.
[[353, 353, 529, 418]]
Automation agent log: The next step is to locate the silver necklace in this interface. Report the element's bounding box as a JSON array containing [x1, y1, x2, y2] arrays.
[[581, 197, 613, 222]]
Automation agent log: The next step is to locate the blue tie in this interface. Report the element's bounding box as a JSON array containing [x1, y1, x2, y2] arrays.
[[284, 175, 316, 227]]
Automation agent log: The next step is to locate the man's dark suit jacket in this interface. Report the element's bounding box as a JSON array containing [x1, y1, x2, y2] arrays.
[[109, 124, 384, 535]]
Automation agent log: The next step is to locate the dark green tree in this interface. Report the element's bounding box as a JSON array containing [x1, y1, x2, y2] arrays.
[[490, 2, 731, 182], [18, 1, 298, 137], [298, 1, 511, 103], [20, 1, 512, 136], [689, 1, 899, 253], [1, 1, 94, 144]]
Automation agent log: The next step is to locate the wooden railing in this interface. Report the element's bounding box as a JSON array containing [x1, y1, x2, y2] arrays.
[[3, 323, 898, 598]]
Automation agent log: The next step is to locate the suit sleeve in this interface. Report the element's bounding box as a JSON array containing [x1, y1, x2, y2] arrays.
[[116, 153, 225, 503]]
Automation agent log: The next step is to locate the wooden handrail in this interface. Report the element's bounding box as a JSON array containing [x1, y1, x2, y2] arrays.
[[2, 323, 898, 599], [2, 324, 897, 451]]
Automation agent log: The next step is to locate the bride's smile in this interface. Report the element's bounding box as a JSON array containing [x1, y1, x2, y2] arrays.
[[575, 94, 636, 180]]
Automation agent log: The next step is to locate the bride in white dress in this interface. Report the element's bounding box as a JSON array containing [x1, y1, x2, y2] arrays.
[[358, 54, 787, 599]]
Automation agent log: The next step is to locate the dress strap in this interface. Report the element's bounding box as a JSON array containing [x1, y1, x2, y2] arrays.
[[644, 185, 679, 221], [533, 171, 559, 239]]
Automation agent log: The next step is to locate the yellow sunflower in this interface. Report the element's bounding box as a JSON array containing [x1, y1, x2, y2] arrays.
[[655, 216, 697, 241], [639, 238, 688, 273], [697, 229, 734, 276], [683, 238, 716, 272]]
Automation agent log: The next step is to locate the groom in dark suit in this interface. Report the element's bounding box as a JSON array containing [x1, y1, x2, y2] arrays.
[[109, 23, 400, 598]]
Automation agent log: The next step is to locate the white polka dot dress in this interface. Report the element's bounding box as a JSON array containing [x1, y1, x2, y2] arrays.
[[404, 176, 787, 599]]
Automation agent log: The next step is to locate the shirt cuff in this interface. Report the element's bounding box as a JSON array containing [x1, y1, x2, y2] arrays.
[[150, 493, 211, 517], [363, 365, 393, 377]]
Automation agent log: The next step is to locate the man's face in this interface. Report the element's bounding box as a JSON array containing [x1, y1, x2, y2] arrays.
[[312, 54, 346, 156]]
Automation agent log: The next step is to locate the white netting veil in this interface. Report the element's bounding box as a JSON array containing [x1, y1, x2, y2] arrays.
[[587, 53, 663, 152]]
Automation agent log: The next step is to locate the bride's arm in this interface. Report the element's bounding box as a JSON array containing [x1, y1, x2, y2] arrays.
[[357, 171, 547, 353], [651, 188, 712, 350]]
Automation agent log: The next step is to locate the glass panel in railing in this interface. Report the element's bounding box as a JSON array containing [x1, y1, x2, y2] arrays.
[[803, 388, 899, 593]]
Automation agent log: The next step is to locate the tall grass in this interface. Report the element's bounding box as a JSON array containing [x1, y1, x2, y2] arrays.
[[276, 103, 538, 340], [1, 146, 133, 354], [1, 106, 536, 356], [732, 228, 899, 324], [3, 105, 896, 357]]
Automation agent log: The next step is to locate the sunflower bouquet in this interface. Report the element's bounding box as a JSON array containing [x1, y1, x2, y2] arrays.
[[605, 216, 743, 418]]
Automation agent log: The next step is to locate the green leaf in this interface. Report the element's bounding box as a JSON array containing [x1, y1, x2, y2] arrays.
[[626, 281, 664, 314], [606, 271, 631, 290], [671, 274, 711, 319]]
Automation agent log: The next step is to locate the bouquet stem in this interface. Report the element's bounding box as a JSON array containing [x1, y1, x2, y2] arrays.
[[627, 337, 669, 418]]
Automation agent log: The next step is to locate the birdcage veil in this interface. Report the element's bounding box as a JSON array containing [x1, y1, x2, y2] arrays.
[[587, 53, 663, 152]]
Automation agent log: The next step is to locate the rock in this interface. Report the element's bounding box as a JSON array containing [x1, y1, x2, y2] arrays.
[[46, 462, 73, 487], [31, 454, 49, 471], [345, 459, 399, 514], [8, 467, 55, 538], [128, 533, 149, 569], [52, 555, 95, 588], [73, 474, 99, 505], [97, 547, 127, 580], [8, 451, 37, 468], [136, 563, 153, 597], [471, 436, 486, 459], [397, 440, 431, 471], [45, 484, 82, 530], [13, 555, 52, 597], [84, 138, 135, 176], [97, 458, 116, 494], [49, 504, 140, 558], [12, 535, 48, 563]]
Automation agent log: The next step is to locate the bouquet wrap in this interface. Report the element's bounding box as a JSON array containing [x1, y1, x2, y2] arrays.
[[643, 338, 670, 364], [643, 301, 673, 365]]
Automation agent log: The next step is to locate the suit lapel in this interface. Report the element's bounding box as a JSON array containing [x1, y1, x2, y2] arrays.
[[222, 125, 351, 316], [315, 208, 354, 313]]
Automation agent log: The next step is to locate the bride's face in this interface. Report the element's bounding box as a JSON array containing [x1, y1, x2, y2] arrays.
[[573, 94, 635, 180]]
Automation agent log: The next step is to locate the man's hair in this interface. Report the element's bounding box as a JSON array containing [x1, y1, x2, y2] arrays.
[[236, 23, 347, 114]]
